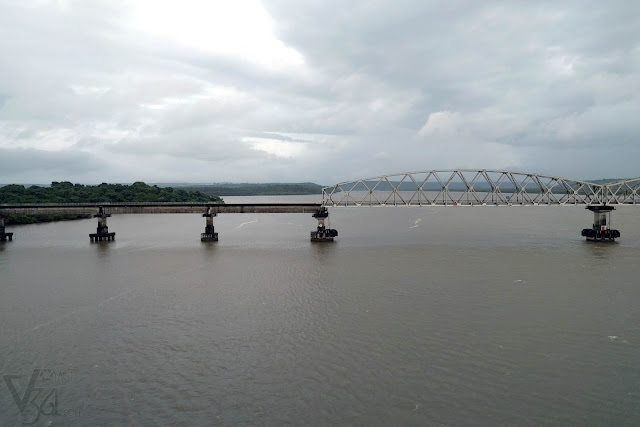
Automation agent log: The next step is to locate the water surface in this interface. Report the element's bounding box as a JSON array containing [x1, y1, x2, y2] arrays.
[[1, 197, 639, 425]]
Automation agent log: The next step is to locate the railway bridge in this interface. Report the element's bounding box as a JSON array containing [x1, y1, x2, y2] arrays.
[[1, 169, 639, 243]]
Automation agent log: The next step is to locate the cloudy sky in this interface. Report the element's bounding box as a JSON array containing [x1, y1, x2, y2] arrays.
[[0, 0, 638, 185]]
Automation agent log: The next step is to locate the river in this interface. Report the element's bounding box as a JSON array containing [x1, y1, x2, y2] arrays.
[[1, 195, 639, 425]]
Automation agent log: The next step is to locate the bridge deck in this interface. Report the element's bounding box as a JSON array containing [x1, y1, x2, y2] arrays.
[[0, 203, 322, 215]]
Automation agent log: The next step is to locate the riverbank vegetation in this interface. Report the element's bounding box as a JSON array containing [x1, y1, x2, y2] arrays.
[[0, 181, 223, 203], [4, 212, 92, 225], [1, 181, 222, 225]]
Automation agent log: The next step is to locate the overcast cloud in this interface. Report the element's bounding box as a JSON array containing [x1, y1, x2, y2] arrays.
[[0, 0, 638, 184]]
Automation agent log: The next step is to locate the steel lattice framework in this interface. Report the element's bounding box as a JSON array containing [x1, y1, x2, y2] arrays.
[[322, 170, 640, 207]]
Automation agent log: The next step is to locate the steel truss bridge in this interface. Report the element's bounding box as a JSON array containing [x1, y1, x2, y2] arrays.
[[1, 170, 639, 244], [322, 170, 640, 207]]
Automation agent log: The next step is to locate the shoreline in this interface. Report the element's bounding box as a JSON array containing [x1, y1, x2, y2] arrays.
[[4, 213, 93, 226]]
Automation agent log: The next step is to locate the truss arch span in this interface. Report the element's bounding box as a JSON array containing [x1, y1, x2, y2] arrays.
[[322, 169, 640, 207]]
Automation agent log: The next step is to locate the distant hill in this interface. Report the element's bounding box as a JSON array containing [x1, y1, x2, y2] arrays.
[[181, 182, 323, 196]]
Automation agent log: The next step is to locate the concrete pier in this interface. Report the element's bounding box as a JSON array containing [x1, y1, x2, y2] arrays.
[[0, 215, 13, 242], [310, 207, 338, 242], [90, 207, 115, 242], [201, 207, 218, 242], [581, 206, 620, 242]]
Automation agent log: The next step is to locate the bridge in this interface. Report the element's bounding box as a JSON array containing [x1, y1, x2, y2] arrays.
[[1, 169, 639, 243], [0, 203, 321, 243], [321, 170, 640, 207]]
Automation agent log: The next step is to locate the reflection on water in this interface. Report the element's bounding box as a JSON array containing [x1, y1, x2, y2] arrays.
[[93, 240, 112, 259], [1, 203, 640, 425], [583, 241, 618, 259]]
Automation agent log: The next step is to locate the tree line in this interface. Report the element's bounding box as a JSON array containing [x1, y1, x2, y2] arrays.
[[1, 181, 222, 225], [0, 181, 223, 204]]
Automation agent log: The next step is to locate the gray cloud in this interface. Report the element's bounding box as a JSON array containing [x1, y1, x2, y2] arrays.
[[0, 0, 638, 185], [0, 147, 102, 183]]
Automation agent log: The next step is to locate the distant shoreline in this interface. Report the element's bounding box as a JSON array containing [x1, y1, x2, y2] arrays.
[[178, 183, 323, 196]]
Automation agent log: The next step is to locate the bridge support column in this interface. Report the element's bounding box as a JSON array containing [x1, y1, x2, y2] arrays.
[[581, 206, 620, 242], [0, 215, 13, 242], [201, 207, 218, 241], [90, 207, 115, 242], [311, 207, 338, 242]]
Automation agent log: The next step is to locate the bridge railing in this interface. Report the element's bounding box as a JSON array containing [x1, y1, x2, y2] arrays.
[[0, 201, 224, 208], [322, 170, 640, 207]]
